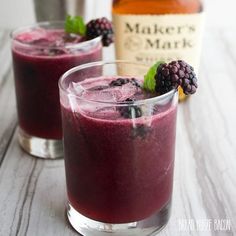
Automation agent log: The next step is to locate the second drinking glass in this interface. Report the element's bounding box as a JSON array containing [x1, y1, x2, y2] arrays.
[[11, 21, 102, 158]]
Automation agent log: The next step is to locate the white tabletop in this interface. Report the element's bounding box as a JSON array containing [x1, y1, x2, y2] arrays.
[[0, 7, 236, 236]]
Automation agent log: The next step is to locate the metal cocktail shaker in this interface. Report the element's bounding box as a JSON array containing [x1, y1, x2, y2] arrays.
[[33, 0, 86, 21]]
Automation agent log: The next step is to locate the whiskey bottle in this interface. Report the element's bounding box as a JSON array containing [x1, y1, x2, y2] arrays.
[[112, 0, 204, 100]]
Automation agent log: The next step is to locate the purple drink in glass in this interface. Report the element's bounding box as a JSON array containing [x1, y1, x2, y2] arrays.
[[11, 22, 102, 158], [59, 61, 178, 235]]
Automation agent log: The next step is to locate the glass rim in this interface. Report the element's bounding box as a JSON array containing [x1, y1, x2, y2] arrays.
[[10, 21, 102, 50], [59, 60, 177, 106]]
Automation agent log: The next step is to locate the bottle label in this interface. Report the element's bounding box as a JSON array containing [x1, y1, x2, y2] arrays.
[[112, 13, 204, 71]]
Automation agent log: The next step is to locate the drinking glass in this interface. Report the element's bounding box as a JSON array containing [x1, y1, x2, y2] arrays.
[[11, 22, 102, 158], [59, 61, 178, 235]]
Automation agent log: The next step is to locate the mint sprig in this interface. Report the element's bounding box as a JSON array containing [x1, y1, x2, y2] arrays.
[[65, 15, 86, 36], [143, 61, 164, 92]]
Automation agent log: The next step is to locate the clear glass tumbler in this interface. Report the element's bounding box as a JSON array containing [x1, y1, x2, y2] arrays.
[[59, 61, 178, 235], [11, 22, 102, 159]]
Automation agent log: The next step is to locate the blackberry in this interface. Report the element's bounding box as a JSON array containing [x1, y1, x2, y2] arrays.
[[109, 78, 129, 86], [45, 48, 66, 56], [131, 124, 151, 139], [109, 78, 141, 87], [124, 98, 134, 102], [118, 98, 142, 119], [86, 17, 114, 47], [130, 78, 141, 88], [155, 60, 198, 95]]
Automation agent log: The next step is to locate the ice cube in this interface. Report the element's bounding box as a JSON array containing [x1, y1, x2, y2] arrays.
[[82, 78, 110, 90], [16, 29, 48, 44], [68, 82, 84, 96], [82, 89, 118, 103], [80, 80, 140, 103], [116, 82, 139, 101], [89, 106, 120, 119]]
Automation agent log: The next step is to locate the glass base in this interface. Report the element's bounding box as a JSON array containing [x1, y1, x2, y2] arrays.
[[67, 201, 171, 236], [18, 127, 63, 159]]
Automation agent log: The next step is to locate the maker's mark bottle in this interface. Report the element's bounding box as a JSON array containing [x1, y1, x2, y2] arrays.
[[112, 0, 204, 100]]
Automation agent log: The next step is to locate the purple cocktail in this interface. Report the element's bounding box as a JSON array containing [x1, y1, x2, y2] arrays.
[[11, 22, 102, 158], [59, 61, 178, 235]]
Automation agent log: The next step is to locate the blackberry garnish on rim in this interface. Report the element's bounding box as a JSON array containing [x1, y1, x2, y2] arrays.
[[144, 60, 198, 96], [155, 60, 197, 95], [65, 15, 114, 47], [86, 17, 114, 47]]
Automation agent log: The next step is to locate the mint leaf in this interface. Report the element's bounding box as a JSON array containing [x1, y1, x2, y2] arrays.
[[143, 61, 164, 92], [65, 15, 86, 36]]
